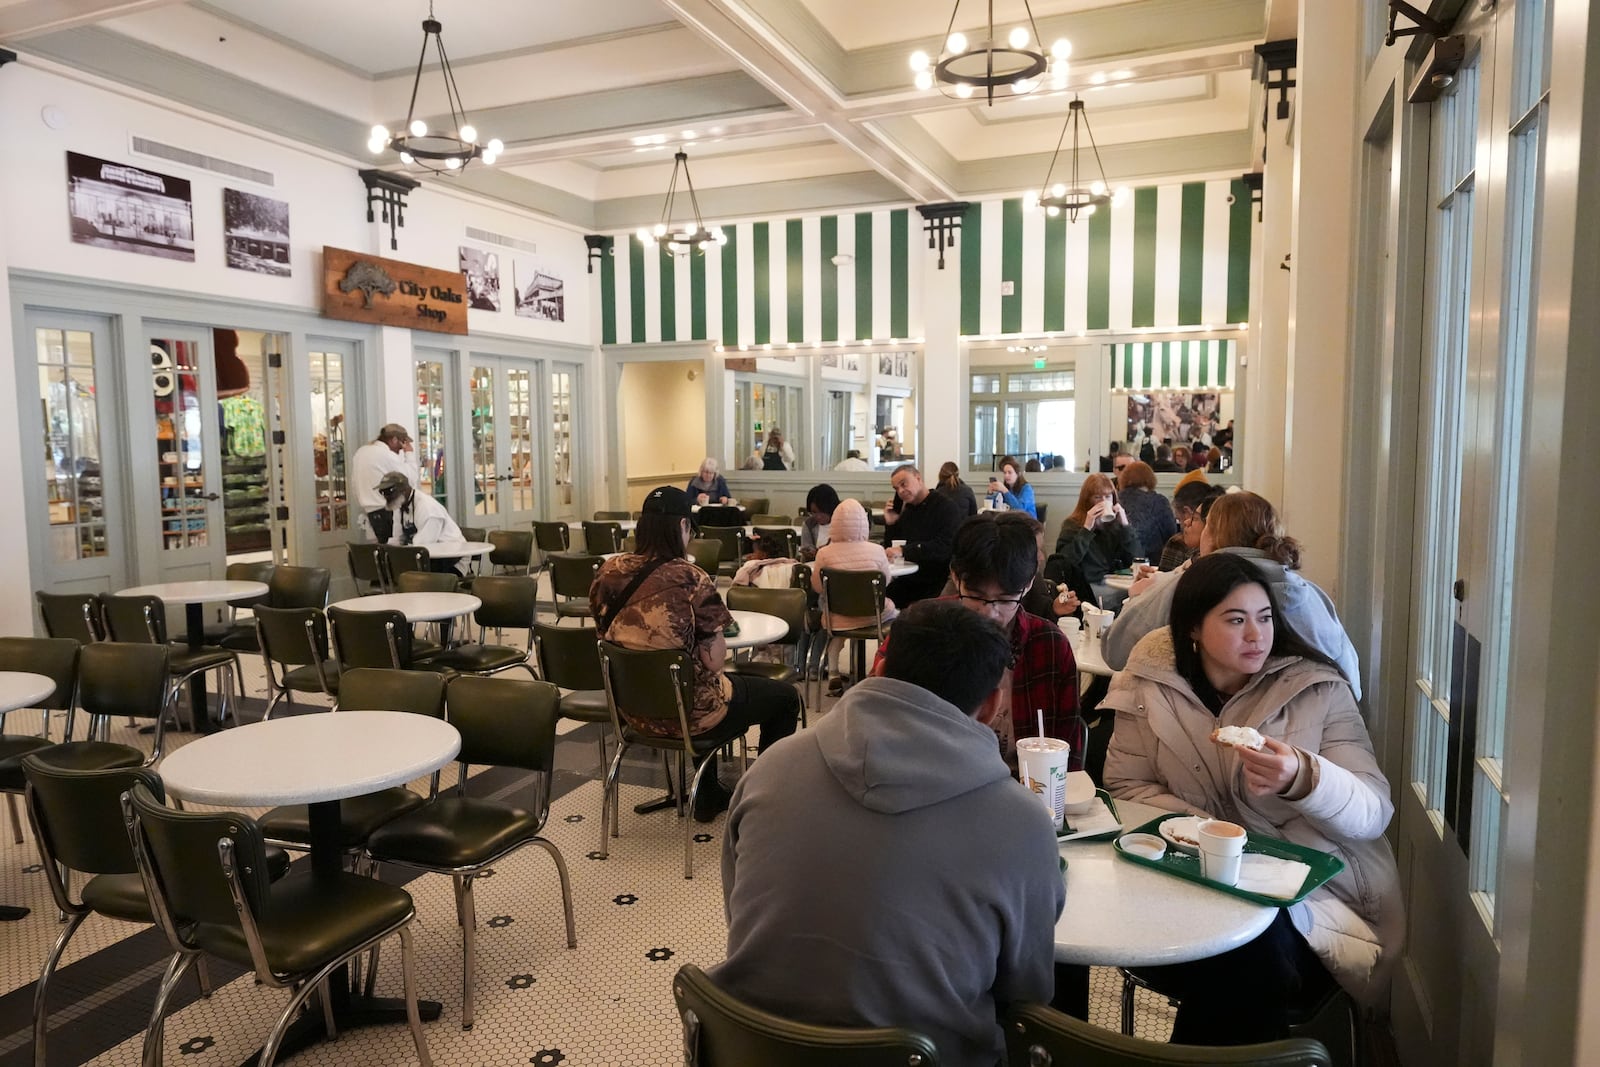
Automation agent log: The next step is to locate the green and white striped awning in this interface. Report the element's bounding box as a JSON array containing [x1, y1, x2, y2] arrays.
[[1110, 340, 1237, 391]]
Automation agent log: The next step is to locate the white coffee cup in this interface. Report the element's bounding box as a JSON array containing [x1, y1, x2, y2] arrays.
[[1017, 737, 1072, 829], [1196, 819, 1247, 886], [1057, 617, 1081, 635], [891, 539, 907, 550]]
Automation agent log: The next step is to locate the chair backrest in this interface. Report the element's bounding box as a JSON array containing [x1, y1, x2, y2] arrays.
[[383, 544, 431, 579], [532, 623, 604, 691], [1034, 502, 1048, 528], [549, 554, 603, 599], [348, 542, 387, 590], [0, 636, 78, 711], [336, 667, 446, 717], [686, 539, 723, 575], [460, 525, 488, 543], [820, 569, 887, 631], [749, 513, 786, 526], [597, 640, 695, 734], [395, 570, 460, 594], [328, 606, 411, 669], [700, 526, 745, 563], [533, 521, 572, 554], [472, 576, 538, 631], [1003, 1004, 1331, 1066], [79, 642, 171, 721], [741, 497, 770, 517], [724, 587, 804, 649], [697, 505, 743, 528], [581, 520, 623, 555], [268, 565, 331, 609], [446, 674, 560, 775], [100, 594, 166, 644], [23, 756, 163, 879], [488, 529, 534, 569], [594, 510, 631, 521], [225, 561, 276, 607], [36, 591, 104, 644], [253, 605, 331, 669], [673, 963, 941, 1067], [124, 781, 272, 932], [751, 527, 800, 559]]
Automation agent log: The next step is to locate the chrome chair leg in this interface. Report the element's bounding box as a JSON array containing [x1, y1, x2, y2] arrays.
[[319, 978, 338, 1039], [363, 941, 381, 1000], [683, 756, 718, 879], [6, 793, 22, 845], [398, 925, 434, 1067], [139, 950, 195, 1067], [195, 955, 213, 997], [259, 977, 321, 1067], [459, 874, 478, 1030], [598, 741, 628, 856], [530, 838, 578, 948], [34, 911, 87, 1067]]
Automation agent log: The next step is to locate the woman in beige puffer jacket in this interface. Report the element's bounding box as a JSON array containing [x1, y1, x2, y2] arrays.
[[1102, 554, 1402, 1040]]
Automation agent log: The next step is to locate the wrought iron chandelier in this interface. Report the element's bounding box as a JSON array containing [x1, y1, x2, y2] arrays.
[[1032, 96, 1128, 222], [636, 150, 727, 255], [367, 3, 501, 175], [909, 0, 1071, 105]]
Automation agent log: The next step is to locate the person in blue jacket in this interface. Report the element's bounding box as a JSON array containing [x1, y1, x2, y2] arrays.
[[987, 455, 1037, 517]]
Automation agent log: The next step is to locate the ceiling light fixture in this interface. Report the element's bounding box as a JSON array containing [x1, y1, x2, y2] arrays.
[[909, 0, 1070, 105], [635, 149, 727, 256], [367, 2, 501, 175], [1029, 96, 1129, 223]]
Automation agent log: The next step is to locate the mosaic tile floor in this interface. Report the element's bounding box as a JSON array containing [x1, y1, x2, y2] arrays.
[[0, 623, 1177, 1066]]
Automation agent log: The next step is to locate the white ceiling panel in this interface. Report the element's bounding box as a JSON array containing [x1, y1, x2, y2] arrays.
[[799, 0, 1129, 51]]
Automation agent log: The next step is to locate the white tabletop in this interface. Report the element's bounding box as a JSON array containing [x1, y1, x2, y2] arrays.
[[570, 519, 637, 532], [1055, 798, 1276, 966], [160, 711, 461, 807], [0, 672, 56, 714], [1103, 573, 1136, 591], [423, 540, 495, 560], [1066, 629, 1113, 678], [888, 561, 919, 578], [336, 592, 481, 622], [120, 579, 269, 605], [727, 609, 788, 650]]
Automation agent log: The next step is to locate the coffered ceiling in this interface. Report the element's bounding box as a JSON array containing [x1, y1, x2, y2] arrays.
[[2, 0, 1275, 229]]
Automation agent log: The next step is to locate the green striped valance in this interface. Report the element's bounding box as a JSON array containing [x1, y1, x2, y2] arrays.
[[1110, 340, 1237, 391], [961, 179, 1252, 337]]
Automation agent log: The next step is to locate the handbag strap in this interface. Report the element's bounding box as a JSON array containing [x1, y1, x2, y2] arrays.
[[595, 555, 673, 635]]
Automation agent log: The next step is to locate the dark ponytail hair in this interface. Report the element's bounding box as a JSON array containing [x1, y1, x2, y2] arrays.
[[1169, 554, 1337, 690]]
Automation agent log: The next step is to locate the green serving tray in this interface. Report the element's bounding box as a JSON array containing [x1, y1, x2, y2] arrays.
[[1112, 812, 1345, 908], [1057, 790, 1122, 843]]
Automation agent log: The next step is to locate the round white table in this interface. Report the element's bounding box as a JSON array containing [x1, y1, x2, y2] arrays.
[[119, 579, 269, 731], [1066, 629, 1114, 679], [1103, 573, 1136, 592], [160, 711, 460, 1051], [0, 672, 58, 920], [1055, 798, 1276, 966], [570, 519, 636, 532], [727, 609, 787, 650], [888, 561, 919, 578], [422, 540, 494, 561], [335, 591, 481, 622]]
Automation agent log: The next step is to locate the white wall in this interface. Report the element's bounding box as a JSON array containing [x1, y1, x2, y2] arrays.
[[618, 360, 707, 504]]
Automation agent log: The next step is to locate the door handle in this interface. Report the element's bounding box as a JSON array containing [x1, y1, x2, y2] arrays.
[[201, 492, 221, 501]]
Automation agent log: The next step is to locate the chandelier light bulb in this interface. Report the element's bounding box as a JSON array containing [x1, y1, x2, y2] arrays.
[[910, 50, 930, 72], [947, 31, 968, 54], [482, 150, 498, 165], [399, 151, 414, 164], [1008, 26, 1030, 49], [653, 223, 668, 237], [1047, 205, 1061, 217], [1091, 179, 1107, 195], [445, 157, 461, 170], [715, 228, 728, 243], [367, 139, 385, 154], [458, 124, 477, 143], [1113, 186, 1131, 205], [637, 228, 651, 243], [1011, 77, 1035, 94], [955, 82, 974, 99], [487, 138, 504, 154], [371, 125, 389, 141], [1051, 38, 1072, 60], [1083, 204, 1097, 217], [1052, 183, 1067, 197], [409, 119, 427, 137], [914, 70, 934, 90]]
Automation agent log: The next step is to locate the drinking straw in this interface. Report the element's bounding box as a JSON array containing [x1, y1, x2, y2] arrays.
[[1037, 709, 1046, 738]]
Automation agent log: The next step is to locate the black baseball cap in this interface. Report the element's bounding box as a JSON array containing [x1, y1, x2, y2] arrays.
[[641, 485, 693, 517]]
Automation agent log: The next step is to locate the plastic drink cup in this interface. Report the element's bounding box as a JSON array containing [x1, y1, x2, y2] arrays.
[[1016, 737, 1072, 829], [1197, 819, 1247, 886], [891, 539, 907, 550]]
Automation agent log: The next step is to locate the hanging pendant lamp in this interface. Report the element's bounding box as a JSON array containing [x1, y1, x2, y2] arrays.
[[366, 2, 502, 175]]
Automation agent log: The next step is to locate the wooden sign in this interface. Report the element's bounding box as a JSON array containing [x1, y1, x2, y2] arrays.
[[723, 357, 757, 372], [321, 246, 468, 335]]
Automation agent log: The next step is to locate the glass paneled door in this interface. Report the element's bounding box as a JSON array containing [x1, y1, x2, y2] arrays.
[[148, 326, 225, 582], [550, 364, 578, 521], [22, 311, 127, 596], [467, 355, 542, 532]]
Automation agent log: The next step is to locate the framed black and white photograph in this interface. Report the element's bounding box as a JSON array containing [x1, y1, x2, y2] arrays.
[[878, 353, 894, 375], [67, 151, 194, 261], [459, 246, 500, 311], [222, 188, 290, 276], [893, 352, 910, 377], [513, 259, 564, 322]]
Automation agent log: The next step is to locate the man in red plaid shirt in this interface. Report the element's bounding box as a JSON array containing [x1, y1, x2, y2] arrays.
[[875, 513, 1084, 773]]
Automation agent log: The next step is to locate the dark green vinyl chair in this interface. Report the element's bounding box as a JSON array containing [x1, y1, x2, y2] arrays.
[[124, 782, 434, 1067], [382, 545, 432, 587], [219, 564, 332, 653], [548, 553, 602, 622], [581, 520, 624, 555], [327, 606, 450, 672], [486, 529, 534, 575], [672, 963, 940, 1066], [819, 569, 892, 686], [367, 675, 575, 1030], [1003, 1003, 1331, 1066], [594, 510, 631, 522], [428, 576, 537, 677], [36, 590, 105, 645], [347, 542, 388, 595], [253, 606, 340, 720], [724, 586, 809, 726], [698, 525, 745, 578], [200, 561, 275, 643], [0, 637, 83, 844], [751, 527, 801, 560], [258, 669, 445, 861], [686, 538, 723, 576], [101, 594, 242, 733], [532, 623, 614, 824], [75, 642, 178, 764], [460, 525, 488, 544]]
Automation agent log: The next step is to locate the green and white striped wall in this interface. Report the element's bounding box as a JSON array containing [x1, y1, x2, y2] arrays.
[[599, 178, 1252, 345], [600, 209, 918, 346], [1109, 340, 1238, 391]]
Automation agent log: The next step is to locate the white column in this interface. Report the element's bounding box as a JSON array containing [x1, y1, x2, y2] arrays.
[[919, 238, 964, 473], [376, 326, 414, 430], [1242, 80, 1295, 512], [1281, 6, 1359, 596], [0, 192, 31, 633]]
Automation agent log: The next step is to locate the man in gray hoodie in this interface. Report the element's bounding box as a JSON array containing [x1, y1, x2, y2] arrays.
[[713, 600, 1065, 1066]]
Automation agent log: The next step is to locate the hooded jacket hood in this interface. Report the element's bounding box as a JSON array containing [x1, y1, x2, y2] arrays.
[[830, 497, 870, 543], [812, 675, 1012, 813]]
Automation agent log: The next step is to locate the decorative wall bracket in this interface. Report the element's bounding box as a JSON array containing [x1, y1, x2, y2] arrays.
[[358, 169, 420, 252], [1239, 171, 1264, 223], [1255, 40, 1297, 122], [1385, 0, 1450, 46], [584, 234, 613, 274], [916, 202, 970, 270]]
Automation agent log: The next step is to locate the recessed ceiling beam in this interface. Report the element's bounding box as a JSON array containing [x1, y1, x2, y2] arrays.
[[0, 0, 185, 40]]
